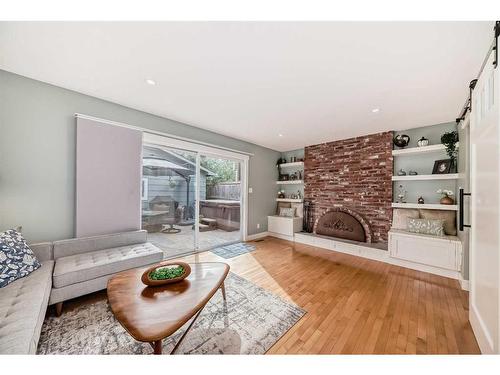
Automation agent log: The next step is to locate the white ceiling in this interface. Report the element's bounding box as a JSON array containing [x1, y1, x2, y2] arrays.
[[0, 22, 493, 151]]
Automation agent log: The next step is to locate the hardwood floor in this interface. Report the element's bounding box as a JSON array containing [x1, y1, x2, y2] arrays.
[[178, 236, 480, 354]]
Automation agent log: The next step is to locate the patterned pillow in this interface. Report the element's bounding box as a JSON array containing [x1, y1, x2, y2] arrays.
[[0, 229, 41, 288], [279, 207, 296, 217], [407, 218, 445, 236]]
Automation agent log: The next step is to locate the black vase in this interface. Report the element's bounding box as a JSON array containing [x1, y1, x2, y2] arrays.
[[393, 134, 410, 148]]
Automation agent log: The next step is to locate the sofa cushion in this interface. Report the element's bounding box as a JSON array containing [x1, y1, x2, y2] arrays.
[[0, 229, 41, 288], [419, 209, 457, 236], [391, 208, 420, 230], [52, 243, 163, 288], [0, 260, 54, 354], [53, 230, 148, 259]]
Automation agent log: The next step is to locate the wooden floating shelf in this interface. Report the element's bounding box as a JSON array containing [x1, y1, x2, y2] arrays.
[[276, 180, 304, 185], [276, 198, 303, 203], [392, 143, 459, 156], [278, 161, 304, 168], [391, 203, 458, 211], [392, 173, 459, 181]]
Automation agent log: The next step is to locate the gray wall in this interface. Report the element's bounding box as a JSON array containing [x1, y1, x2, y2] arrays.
[[393, 122, 457, 204], [0, 70, 279, 242]]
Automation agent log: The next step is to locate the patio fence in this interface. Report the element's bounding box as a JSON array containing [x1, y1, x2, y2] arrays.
[[206, 182, 241, 200]]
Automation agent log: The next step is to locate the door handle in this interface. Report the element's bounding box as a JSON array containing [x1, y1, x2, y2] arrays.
[[459, 188, 471, 231]]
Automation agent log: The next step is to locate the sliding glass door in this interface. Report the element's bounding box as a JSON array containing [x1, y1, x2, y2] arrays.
[[141, 135, 246, 258], [197, 154, 242, 251], [141, 145, 197, 257]]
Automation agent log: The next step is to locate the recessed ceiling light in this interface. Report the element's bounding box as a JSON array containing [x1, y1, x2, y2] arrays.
[[278, 134, 283, 137], [371, 108, 380, 113], [146, 79, 156, 86]]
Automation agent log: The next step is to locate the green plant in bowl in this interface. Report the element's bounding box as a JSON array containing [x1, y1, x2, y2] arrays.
[[149, 265, 185, 280]]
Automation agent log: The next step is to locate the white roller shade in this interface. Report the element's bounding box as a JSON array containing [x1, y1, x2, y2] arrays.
[[76, 117, 142, 237]]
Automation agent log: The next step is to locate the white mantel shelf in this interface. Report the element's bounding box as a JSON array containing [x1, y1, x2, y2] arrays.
[[276, 198, 303, 203], [392, 143, 459, 156], [276, 180, 303, 185], [391, 202, 458, 211], [392, 173, 459, 181], [278, 161, 304, 168]]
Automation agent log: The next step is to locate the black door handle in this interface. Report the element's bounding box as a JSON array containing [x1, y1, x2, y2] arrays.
[[459, 188, 471, 231]]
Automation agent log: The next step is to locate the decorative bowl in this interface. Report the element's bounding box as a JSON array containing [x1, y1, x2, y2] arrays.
[[141, 261, 191, 286]]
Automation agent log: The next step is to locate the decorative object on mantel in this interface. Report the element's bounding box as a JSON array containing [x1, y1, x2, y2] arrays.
[[393, 134, 410, 148], [417, 137, 429, 147], [397, 169, 407, 176], [296, 190, 302, 199], [276, 157, 287, 166], [279, 173, 290, 181], [432, 159, 452, 174], [303, 199, 315, 233], [277, 190, 285, 199], [437, 189, 455, 205], [397, 184, 407, 203], [441, 130, 459, 171], [418, 196, 425, 204], [141, 261, 191, 286], [409, 170, 418, 176]]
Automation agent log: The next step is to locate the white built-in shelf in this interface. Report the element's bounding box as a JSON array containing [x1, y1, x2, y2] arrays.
[[276, 180, 304, 185], [392, 173, 459, 181], [278, 161, 304, 168], [276, 198, 303, 203], [392, 143, 459, 156], [391, 203, 458, 211]]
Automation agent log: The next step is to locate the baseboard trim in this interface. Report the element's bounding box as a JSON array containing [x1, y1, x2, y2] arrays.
[[470, 303, 494, 354], [245, 231, 269, 241], [267, 232, 295, 241], [460, 279, 470, 291]]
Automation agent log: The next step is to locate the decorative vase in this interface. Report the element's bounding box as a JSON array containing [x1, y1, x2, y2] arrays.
[[393, 134, 410, 148], [417, 137, 429, 147], [440, 195, 455, 205]]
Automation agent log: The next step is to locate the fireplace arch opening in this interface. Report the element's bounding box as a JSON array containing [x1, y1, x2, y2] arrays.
[[314, 207, 373, 243]]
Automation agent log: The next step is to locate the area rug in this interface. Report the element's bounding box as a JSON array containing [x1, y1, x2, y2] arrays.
[[210, 242, 256, 259], [37, 272, 305, 354]]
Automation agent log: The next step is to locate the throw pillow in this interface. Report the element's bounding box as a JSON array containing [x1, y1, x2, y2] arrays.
[[279, 207, 296, 217], [419, 209, 457, 236], [407, 218, 445, 236], [0, 229, 41, 288], [391, 208, 420, 230], [276, 201, 291, 215]]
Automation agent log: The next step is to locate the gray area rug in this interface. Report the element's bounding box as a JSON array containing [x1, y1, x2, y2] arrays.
[[37, 273, 305, 354], [211, 242, 256, 259]]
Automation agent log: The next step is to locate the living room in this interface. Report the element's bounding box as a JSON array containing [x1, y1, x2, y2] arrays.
[[1, 2, 500, 373]]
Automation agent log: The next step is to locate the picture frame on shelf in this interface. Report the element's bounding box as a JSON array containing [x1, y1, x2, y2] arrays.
[[432, 159, 452, 174]]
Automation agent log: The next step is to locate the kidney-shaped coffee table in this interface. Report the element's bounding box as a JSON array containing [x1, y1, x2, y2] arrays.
[[107, 262, 229, 354]]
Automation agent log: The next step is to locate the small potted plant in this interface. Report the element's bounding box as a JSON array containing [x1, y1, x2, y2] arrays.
[[437, 189, 454, 205], [441, 131, 459, 172]]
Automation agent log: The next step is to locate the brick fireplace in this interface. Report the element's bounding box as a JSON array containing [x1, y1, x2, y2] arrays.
[[304, 132, 393, 243]]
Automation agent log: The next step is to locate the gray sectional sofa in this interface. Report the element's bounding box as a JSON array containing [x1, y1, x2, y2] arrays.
[[0, 230, 163, 354]]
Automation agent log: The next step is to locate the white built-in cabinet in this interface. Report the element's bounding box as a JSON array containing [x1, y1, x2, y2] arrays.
[[388, 229, 462, 271], [268, 216, 303, 239]]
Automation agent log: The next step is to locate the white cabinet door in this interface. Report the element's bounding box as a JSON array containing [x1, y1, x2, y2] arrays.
[[470, 50, 500, 354]]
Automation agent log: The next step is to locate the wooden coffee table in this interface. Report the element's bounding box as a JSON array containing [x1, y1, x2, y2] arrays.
[[107, 262, 229, 354]]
